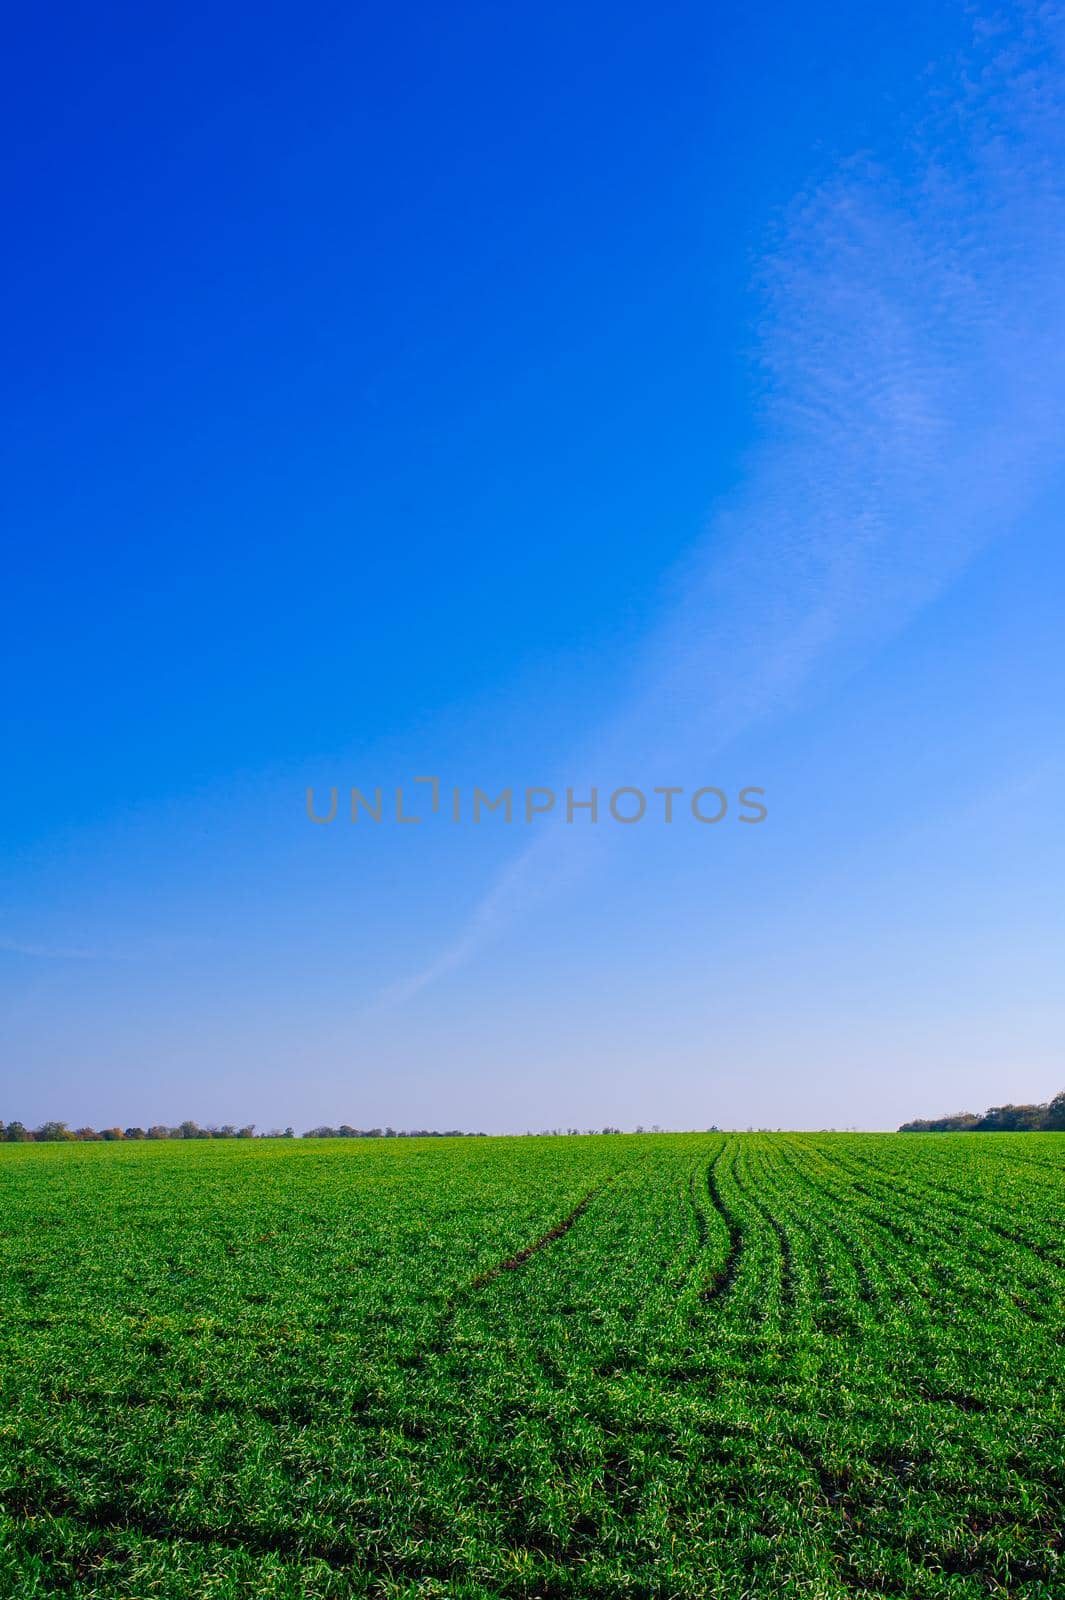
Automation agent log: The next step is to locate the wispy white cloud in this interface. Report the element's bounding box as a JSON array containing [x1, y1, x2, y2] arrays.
[[385, 3, 1065, 1005], [0, 936, 136, 962]]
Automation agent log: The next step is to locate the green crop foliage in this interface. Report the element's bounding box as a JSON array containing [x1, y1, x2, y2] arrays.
[[0, 1133, 1062, 1598]]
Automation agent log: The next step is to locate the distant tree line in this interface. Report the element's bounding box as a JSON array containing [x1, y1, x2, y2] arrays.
[[528, 1126, 627, 1136], [301, 1126, 487, 1139], [0, 1120, 700, 1143], [899, 1091, 1065, 1133], [0, 1120, 271, 1142], [0, 1120, 491, 1142]]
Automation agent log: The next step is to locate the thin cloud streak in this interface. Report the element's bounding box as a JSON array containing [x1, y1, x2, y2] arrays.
[[383, 4, 1065, 1007], [0, 937, 137, 963]]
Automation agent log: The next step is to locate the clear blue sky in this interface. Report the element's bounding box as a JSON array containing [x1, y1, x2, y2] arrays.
[[3, 1, 1063, 1131]]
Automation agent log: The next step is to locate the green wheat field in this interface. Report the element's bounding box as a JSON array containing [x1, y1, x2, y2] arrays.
[[1, 1133, 1062, 1599]]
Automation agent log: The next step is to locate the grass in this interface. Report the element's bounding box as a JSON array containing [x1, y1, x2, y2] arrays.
[[0, 1132, 1062, 1598]]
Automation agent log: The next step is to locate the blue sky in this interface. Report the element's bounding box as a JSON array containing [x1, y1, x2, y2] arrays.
[[3, 1, 1063, 1131]]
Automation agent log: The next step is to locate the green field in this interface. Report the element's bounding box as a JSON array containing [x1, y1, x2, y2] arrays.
[[1, 1134, 1062, 1599]]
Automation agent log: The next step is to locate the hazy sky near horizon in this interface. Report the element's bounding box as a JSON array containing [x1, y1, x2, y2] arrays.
[[3, 1, 1064, 1132]]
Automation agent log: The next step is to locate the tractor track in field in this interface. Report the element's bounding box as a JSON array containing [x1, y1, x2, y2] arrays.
[[782, 1434, 1065, 1596], [0, 1173, 640, 1579], [827, 1148, 1065, 1311], [771, 1143, 886, 1317], [815, 1164, 1060, 1334], [719, 1140, 802, 1328], [12, 1478, 1058, 1600], [671, 1140, 726, 1294], [760, 1163, 853, 1330], [740, 1140, 877, 1333], [773, 1142, 927, 1335], [812, 1148, 1006, 1302], [736, 1142, 799, 1323], [781, 1140, 969, 1325], [490, 1149, 697, 1388], [629, 1149, 713, 1299], [378, 1171, 637, 1387], [842, 1147, 1065, 1272], [459, 1149, 664, 1304], [700, 1140, 743, 1302], [463, 1179, 615, 1293], [686, 1163, 710, 1252], [0, 1484, 495, 1586]]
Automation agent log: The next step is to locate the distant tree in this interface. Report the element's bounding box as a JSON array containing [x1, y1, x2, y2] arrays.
[[75, 1126, 100, 1140], [900, 1092, 1065, 1132], [99, 1127, 125, 1141], [976, 1103, 1044, 1131], [34, 1121, 75, 1142], [124, 1127, 146, 1141], [4, 1122, 31, 1142], [899, 1113, 980, 1132], [283, 1127, 295, 1138], [1043, 1091, 1065, 1131], [237, 1125, 255, 1138], [146, 1125, 170, 1140]]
